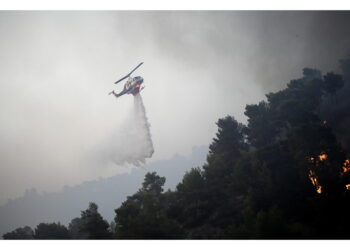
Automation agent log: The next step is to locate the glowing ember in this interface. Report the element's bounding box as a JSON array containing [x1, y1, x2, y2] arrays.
[[308, 157, 315, 162], [318, 153, 328, 161], [307, 153, 328, 164]]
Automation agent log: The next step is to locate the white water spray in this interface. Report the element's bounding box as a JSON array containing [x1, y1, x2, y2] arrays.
[[94, 93, 154, 167], [132, 93, 154, 159]]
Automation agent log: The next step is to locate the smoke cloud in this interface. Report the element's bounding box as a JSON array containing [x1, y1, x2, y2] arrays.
[[1, 11, 350, 204], [94, 93, 154, 167]]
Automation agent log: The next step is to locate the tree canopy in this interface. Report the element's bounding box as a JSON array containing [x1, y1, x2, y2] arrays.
[[78, 202, 112, 239], [34, 222, 70, 239], [112, 61, 350, 239]]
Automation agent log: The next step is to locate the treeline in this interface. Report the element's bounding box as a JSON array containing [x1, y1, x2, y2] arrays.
[[2, 202, 111, 239], [4, 57, 350, 239]]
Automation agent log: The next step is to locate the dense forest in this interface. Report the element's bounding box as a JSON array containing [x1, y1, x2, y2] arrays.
[[4, 57, 350, 239]]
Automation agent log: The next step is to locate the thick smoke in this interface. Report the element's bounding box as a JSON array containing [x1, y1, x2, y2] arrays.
[[95, 93, 154, 167]]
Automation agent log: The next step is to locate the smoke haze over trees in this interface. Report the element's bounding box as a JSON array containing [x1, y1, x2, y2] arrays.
[[0, 146, 207, 237], [1, 11, 350, 206], [4, 56, 350, 239]]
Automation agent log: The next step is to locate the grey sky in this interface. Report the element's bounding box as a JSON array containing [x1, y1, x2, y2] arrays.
[[0, 11, 349, 205]]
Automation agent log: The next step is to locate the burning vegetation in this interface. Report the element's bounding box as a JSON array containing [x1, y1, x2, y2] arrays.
[[308, 169, 322, 194], [307, 153, 350, 193], [342, 159, 350, 174], [307, 153, 328, 194]]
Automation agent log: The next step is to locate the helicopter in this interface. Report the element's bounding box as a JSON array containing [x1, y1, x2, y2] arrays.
[[109, 62, 145, 98]]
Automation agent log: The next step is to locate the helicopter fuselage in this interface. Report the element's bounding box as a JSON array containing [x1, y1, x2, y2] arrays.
[[125, 76, 144, 96]]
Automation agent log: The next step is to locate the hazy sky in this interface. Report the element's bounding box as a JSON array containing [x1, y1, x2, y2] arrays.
[[0, 11, 349, 205]]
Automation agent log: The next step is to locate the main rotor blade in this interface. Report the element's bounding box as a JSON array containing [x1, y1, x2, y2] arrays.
[[128, 62, 143, 76], [114, 75, 129, 84], [114, 62, 143, 84]]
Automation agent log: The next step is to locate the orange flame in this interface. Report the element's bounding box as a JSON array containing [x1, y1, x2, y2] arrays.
[[341, 159, 350, 190], [308, 170, 322, 194], [318, 153, 328, 161], [343, 159, 350, 173], [307, 153, 327, 164], [307, 156, 350, 192]]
